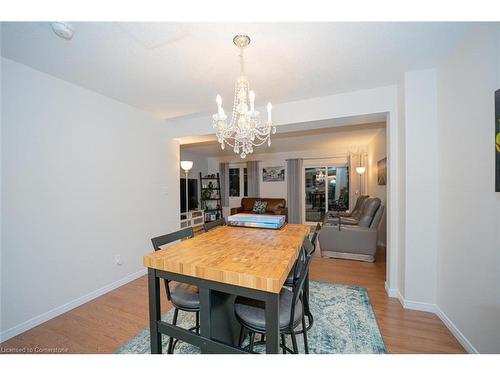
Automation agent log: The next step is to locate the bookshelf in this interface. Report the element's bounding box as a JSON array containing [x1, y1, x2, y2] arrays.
[[199, 172, 223, 223], [180, 209, 204, 229]]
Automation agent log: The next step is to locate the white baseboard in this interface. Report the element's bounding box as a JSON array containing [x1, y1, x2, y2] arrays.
[[400, 297, 437, 313], [435, 306, 478, 354], [384, 285, 477, 353], [384, 281, 399, 298], [0, 268, 147, 343]]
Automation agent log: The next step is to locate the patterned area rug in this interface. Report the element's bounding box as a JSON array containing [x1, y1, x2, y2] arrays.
[[116, 281, 386, 354]]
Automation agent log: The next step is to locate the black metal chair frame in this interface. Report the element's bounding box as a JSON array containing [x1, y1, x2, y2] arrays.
[[202, 218, 226, 232], [236, 241, 313, 354], [151, 227, 200, 353], [301, 222, 321, 331], [284, 223, 321, 334]]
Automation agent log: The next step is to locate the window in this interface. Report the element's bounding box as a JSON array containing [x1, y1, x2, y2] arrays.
[[229, 166, 248, 197], [229, 168, 240, 197], [243, 168, 248, 197]]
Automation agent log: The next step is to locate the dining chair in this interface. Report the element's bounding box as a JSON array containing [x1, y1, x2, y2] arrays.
[[150, 227, 199, 354], [284, 223, 321, 288], [203, 217, 226, 232], [310, 222, 321, 253], [300, 222, 321, 330], [234, 238, 313, 354]]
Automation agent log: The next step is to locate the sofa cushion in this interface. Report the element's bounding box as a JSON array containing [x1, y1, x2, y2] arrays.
[[358, 198, 381, 227], [351, 195, 369, 218], [264, 198, 286, 212], [252, 200, 268, 214], [242, 198, 258, 212], [352, 196, 369, 220]]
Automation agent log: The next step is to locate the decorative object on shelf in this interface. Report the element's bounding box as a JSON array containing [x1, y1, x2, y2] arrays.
[[212, 34, 276, 159], [377, 157, 387, 186], [495, 89, 500, 192], [180, 161, 193, 213], [262, 166, 285, 182], [200, 172, 223, 222], [203, 174, 217, 179]]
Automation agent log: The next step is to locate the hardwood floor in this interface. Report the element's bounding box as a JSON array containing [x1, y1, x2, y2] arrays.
[[0, 247, 466, 354]]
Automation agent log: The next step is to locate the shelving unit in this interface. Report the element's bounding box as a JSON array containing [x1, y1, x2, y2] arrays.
[[199, 172, 223, 223], [180, 209, 204, 229]]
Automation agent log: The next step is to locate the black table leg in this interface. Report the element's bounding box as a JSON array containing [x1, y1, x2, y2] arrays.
[[148, 268, 162, 354], [265, 292, 280, 353], [199, 287, 212, 353]]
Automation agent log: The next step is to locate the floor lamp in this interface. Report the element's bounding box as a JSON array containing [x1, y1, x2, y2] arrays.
[[180, 161, 193, 213], [356, 156, 366, 195]]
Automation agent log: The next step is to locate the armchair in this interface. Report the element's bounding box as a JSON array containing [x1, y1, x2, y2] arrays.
[[319, 198, 384, 262], [324, 195, 368, 225]]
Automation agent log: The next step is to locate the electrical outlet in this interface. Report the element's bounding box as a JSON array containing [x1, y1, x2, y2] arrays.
[[115, 255, 123, 266]]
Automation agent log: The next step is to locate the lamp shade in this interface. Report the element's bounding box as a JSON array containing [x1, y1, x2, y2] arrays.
[[180, 160, 194, 172], [356, 166, 366, 175]]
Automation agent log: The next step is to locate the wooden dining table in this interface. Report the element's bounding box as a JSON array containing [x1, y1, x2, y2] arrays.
[[143, 223, 310, 354]]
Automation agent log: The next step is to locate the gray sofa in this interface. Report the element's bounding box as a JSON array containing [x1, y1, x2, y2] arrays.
[[319, 197, 384, 262]]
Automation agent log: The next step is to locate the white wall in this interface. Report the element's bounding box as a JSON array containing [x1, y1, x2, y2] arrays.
[[367, 129, 387, 245], [436, 25, 500, 353], [396, 79, 407, 297], [403, 69, 439, 305], [1, 58, 179, 340]]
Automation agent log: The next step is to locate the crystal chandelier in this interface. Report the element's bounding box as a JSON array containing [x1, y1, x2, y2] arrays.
[[212, 34, 276, 159]]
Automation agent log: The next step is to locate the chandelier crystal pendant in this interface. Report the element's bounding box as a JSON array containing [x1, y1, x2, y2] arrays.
[[212, 34, 276, 159]]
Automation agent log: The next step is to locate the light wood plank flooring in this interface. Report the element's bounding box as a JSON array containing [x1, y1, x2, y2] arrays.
[[0, 247, 466, 354]]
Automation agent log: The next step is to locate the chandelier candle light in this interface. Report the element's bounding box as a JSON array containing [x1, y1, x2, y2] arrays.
[[212, 34, 276, 158]]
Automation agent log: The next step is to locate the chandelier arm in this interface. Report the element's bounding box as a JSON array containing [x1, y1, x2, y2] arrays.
[[251, 137, 270, 147], [254, 135, 268, 142], [222, 138, 235, 148], [254, 129, 271, 137]]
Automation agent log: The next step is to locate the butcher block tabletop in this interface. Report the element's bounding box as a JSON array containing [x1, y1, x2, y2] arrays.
[[143, 224, 310, 293]]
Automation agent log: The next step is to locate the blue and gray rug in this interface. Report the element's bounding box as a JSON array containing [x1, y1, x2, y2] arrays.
[[116, 281, 386, 354]]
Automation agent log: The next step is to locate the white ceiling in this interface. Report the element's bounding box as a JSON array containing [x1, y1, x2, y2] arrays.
[[181, 122, 385, 157], [1, 22, 473, 119]]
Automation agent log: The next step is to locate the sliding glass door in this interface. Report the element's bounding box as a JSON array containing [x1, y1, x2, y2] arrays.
[[305, 167, 326, 222], [304, 164, 349, 223]]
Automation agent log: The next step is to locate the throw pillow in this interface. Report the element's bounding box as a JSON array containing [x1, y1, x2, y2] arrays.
[[252, 200, 268, 214]]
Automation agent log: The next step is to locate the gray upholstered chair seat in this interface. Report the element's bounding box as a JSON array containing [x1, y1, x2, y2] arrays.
[[170, 282, 200, 310], [234, 289, 302, 331]]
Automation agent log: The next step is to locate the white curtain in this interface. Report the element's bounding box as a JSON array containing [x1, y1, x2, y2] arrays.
[[286, 159, 304, 224], [219, 162, 229, 207], [246, 160, 260, 197]]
